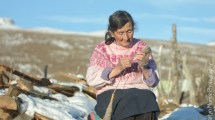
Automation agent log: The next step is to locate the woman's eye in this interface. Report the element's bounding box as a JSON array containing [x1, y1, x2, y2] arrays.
[[119, 32, 123, 35], [127, 30, 133, 33]]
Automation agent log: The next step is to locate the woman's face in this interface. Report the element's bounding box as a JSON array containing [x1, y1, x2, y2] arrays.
[[111, 22, 134, 48]]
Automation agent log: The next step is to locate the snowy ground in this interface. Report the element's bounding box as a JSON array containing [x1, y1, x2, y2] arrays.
[[160, 104, 215, 120], [0, 82, 214, 120], [0, 79, 96, 120]]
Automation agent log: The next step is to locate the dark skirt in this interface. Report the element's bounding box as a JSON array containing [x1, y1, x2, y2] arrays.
[[95, 88, 160, 120], [122, 112, 158, 120]]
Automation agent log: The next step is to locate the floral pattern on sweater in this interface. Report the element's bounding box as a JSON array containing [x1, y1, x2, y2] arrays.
[[86, 39, 159, 95]]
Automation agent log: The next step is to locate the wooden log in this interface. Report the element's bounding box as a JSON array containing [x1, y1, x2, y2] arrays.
[[6, 85, 21, 97], [18, 88, 58, 101], [34, 112, 53, 120], [3, 109, 19, 119], [0, 74, 4, 87], [1, 65, 95, 99], [7, 85, 57, 101], [57, 72, 87, 85], [48, 84, 80, 92], [0, 95, 17, 110], [0, 67, 10, 88], [13, 113, 33, 120], [17, 79, 33, 92], [47, 84, 80, 97], [83, 86, 96, 99], [55, 90, 74, 97], [0, 66, 5, 87], [0, 66, 10, 86], [0, 109, 12, 120], [0, 65, 51, 86]]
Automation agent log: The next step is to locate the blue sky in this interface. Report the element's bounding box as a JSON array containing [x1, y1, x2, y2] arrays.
[[0, 0, 215, 45]]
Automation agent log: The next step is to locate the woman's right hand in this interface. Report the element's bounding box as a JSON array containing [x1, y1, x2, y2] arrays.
[[109, 57, 132, 79], [117, 57, 132, 70]]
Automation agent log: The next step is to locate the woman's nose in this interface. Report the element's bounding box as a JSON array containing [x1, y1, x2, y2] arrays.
[[122, 32, 129, 40]]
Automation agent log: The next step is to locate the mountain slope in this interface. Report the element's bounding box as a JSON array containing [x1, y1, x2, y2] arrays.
[[0, 28, 214, 80]]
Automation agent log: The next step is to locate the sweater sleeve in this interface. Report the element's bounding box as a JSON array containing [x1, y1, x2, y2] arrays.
[[142, 57, 160, 87], [86, 43, 114, 89], [143, 69, 160, 87], [134, 40, 160, 87], [86, 66, 114, 89]]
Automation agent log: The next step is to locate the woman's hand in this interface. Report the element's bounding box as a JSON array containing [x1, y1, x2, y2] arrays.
[[136, 51, 150, 66], [135, 46, 151, 67], [109, 57, 132, 79], [118, 57, 132, 69]]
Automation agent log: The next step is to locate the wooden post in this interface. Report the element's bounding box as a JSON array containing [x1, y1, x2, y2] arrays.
[[0, 66, 5, 87], [157, 45, 163, 80], [157, 45, 166, 97], [182, 55, 198, 105], [0, 71, 3, 87], [170, 24, 180, 103]]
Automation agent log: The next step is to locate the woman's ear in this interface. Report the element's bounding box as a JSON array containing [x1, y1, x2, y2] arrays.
[[109, 31, 114, 37]]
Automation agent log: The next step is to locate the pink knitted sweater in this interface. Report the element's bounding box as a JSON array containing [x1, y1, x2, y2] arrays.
[[86, 39, 159, 95]]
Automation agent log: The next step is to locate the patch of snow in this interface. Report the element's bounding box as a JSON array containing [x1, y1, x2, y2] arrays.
[[18, 91, 96, 120], [0, 79, 96, 120], [75, 74, 85, 80], [1, 33, 33, 46], [86, 30, 106, 37], [29, 27, 106, 37], [160, 106, 209, 120], [17, 64, 34, 73], [51, 40, 73, 49], [33, 86, 52, 95], [0, 89, 7, 95], [29, 27, 73, 34], [0, 17, 20, 29], [207, 41, 215, 46]]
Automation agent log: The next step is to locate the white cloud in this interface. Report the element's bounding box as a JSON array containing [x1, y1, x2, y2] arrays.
[[179, 26, 215, 36], [139, 13, 200, 22], [135, 13, 200, 23], [203, 17, 215, 24], [136, 13, 215, 24], [43, 16, 106, 24], [146, 0, 215, 7]]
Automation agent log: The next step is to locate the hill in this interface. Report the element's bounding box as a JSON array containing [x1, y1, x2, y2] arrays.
[[1, 28, 214, 78]]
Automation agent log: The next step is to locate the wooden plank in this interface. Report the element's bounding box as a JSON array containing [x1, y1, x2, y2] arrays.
[[0, 109, 12, 120], [57, 72, 87, 85], [48, 84, 79, 92], [0, 95, 17, 110], [0, 65, 51, 86], [0, 66, 5, 87], [83, 87, 96, 99], [34, 112, 53, 120], [6, 85, 21, 97]]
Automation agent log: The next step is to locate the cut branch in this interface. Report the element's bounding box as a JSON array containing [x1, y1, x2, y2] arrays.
[[0, 65, 51, 86]]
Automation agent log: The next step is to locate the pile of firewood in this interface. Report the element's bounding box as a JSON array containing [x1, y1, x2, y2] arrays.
[[0, 65, 96, 120]]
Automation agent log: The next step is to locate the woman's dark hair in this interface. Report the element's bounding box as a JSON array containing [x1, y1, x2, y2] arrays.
[[105, 10, 136, 45]]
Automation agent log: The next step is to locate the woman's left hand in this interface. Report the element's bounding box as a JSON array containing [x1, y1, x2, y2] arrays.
[[135, 51, 150, 66]]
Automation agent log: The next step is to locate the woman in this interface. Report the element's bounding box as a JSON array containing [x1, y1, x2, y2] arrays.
[[86, 10, 160, 120]]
